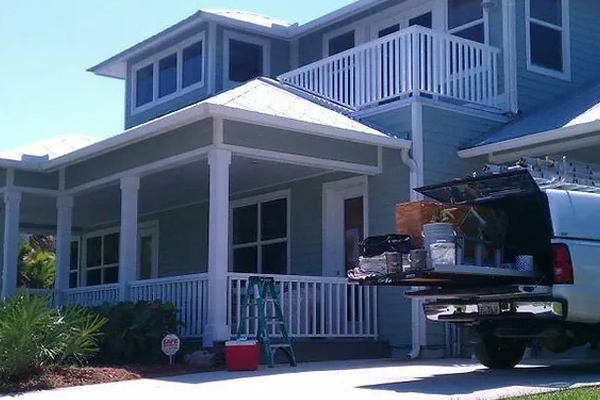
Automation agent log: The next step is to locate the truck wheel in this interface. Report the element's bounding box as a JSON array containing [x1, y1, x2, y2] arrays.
[[474, 335, 526, 369]]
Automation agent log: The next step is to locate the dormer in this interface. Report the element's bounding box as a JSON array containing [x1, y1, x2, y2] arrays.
[[88, 10, 292, 129]]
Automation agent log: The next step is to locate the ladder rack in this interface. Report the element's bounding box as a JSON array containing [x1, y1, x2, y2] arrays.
[[482, 157, 600, 194]]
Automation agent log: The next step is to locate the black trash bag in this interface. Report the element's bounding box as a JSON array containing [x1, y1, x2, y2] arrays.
[[359, 234, 412, 258]]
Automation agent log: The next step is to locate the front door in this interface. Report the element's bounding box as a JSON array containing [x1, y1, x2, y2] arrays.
[[323, 177, 368, 277]]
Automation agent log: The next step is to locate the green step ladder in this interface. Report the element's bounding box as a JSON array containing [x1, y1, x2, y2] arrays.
[[236, 276, 297, 368]]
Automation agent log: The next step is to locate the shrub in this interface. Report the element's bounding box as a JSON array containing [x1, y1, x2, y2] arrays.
[[90, 300, 178, 365], [0, 293, 105, 380]]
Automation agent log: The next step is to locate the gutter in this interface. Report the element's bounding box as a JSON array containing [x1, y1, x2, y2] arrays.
[[458, 119, 600, 159]]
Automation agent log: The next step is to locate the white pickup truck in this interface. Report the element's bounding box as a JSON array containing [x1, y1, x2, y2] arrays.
[[372, 162, 600, 369]]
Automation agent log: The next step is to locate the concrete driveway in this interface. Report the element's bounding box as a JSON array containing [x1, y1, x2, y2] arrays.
[[7, 359, 600, 400]]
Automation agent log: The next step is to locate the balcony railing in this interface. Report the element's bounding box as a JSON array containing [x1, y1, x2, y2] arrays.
[[278, 25, 502, 111]]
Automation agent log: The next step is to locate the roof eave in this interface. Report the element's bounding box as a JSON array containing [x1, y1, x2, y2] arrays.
[[458, 119, 600, 158]]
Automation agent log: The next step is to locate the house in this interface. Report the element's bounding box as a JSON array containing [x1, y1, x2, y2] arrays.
[[2, 0, 600, 359]]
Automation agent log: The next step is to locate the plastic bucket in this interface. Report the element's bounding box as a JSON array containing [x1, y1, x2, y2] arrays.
[[422, 223, 455, 249]]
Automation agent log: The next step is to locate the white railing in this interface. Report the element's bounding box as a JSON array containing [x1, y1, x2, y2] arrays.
[[278, 25, 501, 111], [130, 273, 209, 338], [63, 284, 120, 307], [227, 273, 378, 339]]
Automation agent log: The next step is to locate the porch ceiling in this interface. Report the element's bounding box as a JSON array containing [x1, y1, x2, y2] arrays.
[[67, 155, 329, 228]]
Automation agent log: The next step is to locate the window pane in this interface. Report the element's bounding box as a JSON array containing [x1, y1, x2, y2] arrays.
[[86, 237, 102, 267], [70, 241, 79, 271], [530, 0, 562, 26], [233, 205, 258, 245], [261, 198, 287, 241], [448, 0, 483, 29], [452, 23, 485, 44], [263, 242, 287, 275], [378, 24, 400, 38], [104, 267, 119, 284], [530, 23, 563, 71], [328, 31, 355, 56], [69, 272, 78, 289], [158, 53, 177, 98], [86, 269, 101, 286], [135, 64, 154, 107], [229, 39, 263, 83], [103, 233, 120, 265], [233, 247, 258, 273], [409, 12, 433, 28], [183, 41, 203, 87]]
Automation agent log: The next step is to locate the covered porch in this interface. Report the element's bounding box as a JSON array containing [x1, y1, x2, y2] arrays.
[[1, 79, 411, 346]]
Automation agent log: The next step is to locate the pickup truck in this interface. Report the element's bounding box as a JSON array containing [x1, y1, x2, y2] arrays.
[[365, 167, 600, 369]]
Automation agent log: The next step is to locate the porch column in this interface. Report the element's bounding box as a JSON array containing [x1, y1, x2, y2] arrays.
[[118, 176, 140, 301], [2, 190, 21, 298], [204, 148, 231, 347], [54, 196, 73, 305]]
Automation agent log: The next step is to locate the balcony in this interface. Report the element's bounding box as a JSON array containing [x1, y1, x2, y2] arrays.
[[278, 26, 502, 112]]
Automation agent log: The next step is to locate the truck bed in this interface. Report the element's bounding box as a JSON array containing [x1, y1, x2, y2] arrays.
[[357, 264, 546, 287]]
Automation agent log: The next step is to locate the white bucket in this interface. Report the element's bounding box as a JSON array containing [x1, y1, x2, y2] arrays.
[[430, 241, 457, 266], [423, 223, 455, 249]]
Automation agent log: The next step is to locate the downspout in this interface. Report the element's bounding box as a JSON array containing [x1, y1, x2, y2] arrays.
[[401, 101, 426, 360]]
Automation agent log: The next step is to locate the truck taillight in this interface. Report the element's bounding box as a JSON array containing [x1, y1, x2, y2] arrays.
[[552, 243, 573, 284]]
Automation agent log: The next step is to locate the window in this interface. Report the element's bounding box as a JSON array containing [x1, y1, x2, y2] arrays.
[[224, 31, 270, 88], [526, 0, 570, 79], [231, 193, 289, 275], [84, 232, 119, 286], [132, 32, 205, 112], [327, 31, 355, 56], [69, 239, 80, 288], [447, 0, 486, 44]]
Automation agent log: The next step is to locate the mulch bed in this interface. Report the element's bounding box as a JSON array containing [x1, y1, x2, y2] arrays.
[[0, 364, 220, 395]]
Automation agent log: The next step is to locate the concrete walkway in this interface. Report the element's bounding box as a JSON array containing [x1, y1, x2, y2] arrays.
[[6, 359, 600, 400]]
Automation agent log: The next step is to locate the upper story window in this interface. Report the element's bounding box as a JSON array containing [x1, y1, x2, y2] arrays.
[[447, 0, 486, 44], [327, 31, 355, 56], [526, 0, 570, 80], [224, 31, 270, 88], [132, 32, 205, 112]]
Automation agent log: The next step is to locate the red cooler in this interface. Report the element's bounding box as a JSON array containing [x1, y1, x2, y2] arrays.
[[225, 340, 259, 371]]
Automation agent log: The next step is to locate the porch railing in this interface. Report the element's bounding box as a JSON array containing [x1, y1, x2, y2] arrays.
[[278, 25, 501, 111], [227, 273, 378, 338], [63, 284, 120, 307], [129, 273, 209, 338]]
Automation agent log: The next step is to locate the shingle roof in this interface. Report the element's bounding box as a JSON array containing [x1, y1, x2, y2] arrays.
[[466, 81, 600, 149], [202, 10, 291, 28], [205, 77, 399, 139], [0, 136, 98, 162]]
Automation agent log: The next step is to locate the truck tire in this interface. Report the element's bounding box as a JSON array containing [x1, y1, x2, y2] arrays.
[[474, 335, 526, 369]]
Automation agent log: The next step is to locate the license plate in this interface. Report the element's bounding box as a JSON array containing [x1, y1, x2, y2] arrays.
[[478, 303, 500, 316]]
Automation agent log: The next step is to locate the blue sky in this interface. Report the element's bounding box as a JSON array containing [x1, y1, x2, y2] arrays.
[[0, 0, 353, 152]]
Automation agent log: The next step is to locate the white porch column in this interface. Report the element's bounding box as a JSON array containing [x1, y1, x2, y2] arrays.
[[2, 190, 21, 298], [54, 196, 74, 305], [118, 176, 140, 301], [204, 147, 232, 347]]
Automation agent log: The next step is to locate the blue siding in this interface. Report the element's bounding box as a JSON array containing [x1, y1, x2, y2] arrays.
[[125, 23, 210, 129], [515, 0, 600, 114], [360, 105, 412, 138], [0, 169, 6, 187], [14, 170, 59, 190], [215, 26, 290, 93], [423, 106, 503, 185]]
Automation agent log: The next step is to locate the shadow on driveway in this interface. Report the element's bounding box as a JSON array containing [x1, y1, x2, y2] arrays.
[[358, 361, 600, 396]]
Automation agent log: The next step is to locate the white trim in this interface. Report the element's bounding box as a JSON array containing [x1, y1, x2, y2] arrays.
[[525, 0, 571, 81], [458, 119, 600, 158], [207, 22, 217, 94], [223, 30, 271, 89], [322, 176, 369, 278], [221, 144, 381, 176], [131, 31, 206, 114], [229, 189, 291, 275]]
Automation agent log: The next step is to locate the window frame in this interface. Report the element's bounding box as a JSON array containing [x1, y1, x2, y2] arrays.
[[229, 190, 291, 275], [223, 30, 271, 89], [80, 221, 159, 287], [525, 0, 571, 80], [131, 32, 206, 115], [445, 0, 489, 45]]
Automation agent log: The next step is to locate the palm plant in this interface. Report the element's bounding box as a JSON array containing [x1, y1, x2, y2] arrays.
[[17, 240, 56, 290]]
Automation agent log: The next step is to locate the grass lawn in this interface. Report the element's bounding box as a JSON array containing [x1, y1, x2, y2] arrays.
[[509, 386, 600, 399]]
